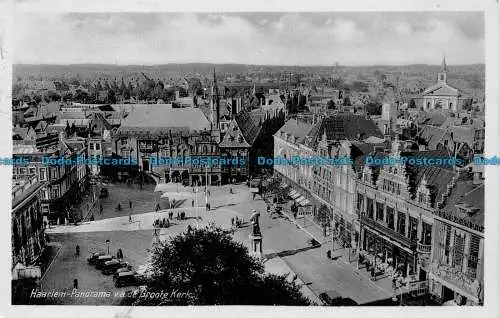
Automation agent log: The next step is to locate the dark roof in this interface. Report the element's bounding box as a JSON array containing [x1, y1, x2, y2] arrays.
[[403, 150, 457, 203], [234, 109, 261, 146], [440, 182, 484, 231], [306, 113, 383, 148]]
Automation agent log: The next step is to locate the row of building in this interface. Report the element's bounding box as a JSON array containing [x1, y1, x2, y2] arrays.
[[272, 62, 484, 306]]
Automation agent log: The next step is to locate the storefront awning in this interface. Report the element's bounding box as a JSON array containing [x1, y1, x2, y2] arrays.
[[289, 189, 298, 197], [299, 199, 311, 206], [296, 196, 306, 203]]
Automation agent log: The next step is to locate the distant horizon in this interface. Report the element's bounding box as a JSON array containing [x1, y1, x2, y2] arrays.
[[13, 62, 485, 68], [13, 12, 484, 66]]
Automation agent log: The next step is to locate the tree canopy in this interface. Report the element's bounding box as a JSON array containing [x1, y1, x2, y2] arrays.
[[122, 225, 311, 306]]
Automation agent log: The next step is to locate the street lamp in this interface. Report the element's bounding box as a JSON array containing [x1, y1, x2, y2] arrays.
[[392, 286, 403, 306], [106, 239, 110, 255]]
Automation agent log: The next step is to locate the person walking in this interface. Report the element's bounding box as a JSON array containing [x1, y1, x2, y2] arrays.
[[129, 200, 132, 209], [99, 204, 103, 214], [231, 217, 235, 227], [129, 214, 132, 223], [192, 199, 194, 207], [75, 245, 80, 256], [73, 278, 78, 289]]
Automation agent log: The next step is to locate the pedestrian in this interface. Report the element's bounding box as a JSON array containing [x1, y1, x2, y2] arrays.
[[129, 200, 132, 209], [229, 187, 233, 194], [100, 204, 103, 214], [231, 217, 234, 227], [166, 219, 170, 227], [176, 212, 180, 220], [129, 214, 132, 223], [73, 278, 78, 289], [162, 218, 166, 227], [253, 193, 256, 200], [192, 199, 194, 207], [208, 203, 211, 210]]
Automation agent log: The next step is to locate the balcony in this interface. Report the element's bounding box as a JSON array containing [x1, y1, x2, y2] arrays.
[[417, 243, 432, 254], [361, 214, 416, 250]]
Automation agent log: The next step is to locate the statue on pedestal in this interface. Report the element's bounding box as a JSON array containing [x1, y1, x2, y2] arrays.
[[249, 210, 261, 237]]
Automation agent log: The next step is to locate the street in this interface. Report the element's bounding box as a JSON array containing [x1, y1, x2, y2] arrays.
[[42, 183, 394, 305]]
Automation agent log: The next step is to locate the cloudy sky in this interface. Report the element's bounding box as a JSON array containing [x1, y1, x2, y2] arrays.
[[13, 12, 484, 66]]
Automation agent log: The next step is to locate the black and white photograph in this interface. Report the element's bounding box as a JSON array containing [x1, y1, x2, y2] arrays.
[[1, 0, 499, 317]]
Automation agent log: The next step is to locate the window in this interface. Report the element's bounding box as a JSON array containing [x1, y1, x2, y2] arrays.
[[386, 207, 395, 230], [452, 232, 465, 271], [422, 222, 432, 245], [29, 167, 36, 175], [357, 194, 364, 212], [467, 235, 480, 279], [367, 198, 374, 219], [95, 143, 101, 150], [121, 138, 127, 146], [376, 202, 384, 221], [409, 216, 418, 241], [90, 143, 94, 150], [39, 168, 46, 181], [397, 212, 406, 235]]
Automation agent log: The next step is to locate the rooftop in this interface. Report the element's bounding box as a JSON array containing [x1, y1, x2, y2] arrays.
[[118, 106, 211, 132]]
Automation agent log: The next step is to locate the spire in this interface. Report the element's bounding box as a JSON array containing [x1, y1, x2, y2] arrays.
[[438, 53, 448, 83], [440, 53, 447, 73]]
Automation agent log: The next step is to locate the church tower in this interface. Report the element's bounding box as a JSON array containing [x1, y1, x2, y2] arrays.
[[438, 54, 447, 83]]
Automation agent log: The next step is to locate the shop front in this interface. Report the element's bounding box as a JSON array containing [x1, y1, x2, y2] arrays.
[[361, 226, 417, 279]]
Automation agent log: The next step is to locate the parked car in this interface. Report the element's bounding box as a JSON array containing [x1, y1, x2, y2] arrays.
[[99, 188, 109, 198], [319, 290, 343, 306], [87, 252, 106, 265], [114, 271, 139, 288], [113, 268, 135, 280], [102, 260, 131, 275], [95, 255, 115, 269]]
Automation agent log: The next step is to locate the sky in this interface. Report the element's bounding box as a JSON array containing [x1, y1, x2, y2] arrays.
[[13, 12, 485, 66]]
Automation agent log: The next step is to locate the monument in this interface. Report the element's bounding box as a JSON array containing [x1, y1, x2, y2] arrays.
[[249, 210, 263, 257]]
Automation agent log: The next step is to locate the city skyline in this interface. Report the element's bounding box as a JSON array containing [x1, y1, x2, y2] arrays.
[[14, 12, 484, 66]]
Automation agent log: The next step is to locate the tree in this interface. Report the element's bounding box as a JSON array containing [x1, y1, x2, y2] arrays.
[[121, 225, 311, 306], [326, 100, 335, 109]]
